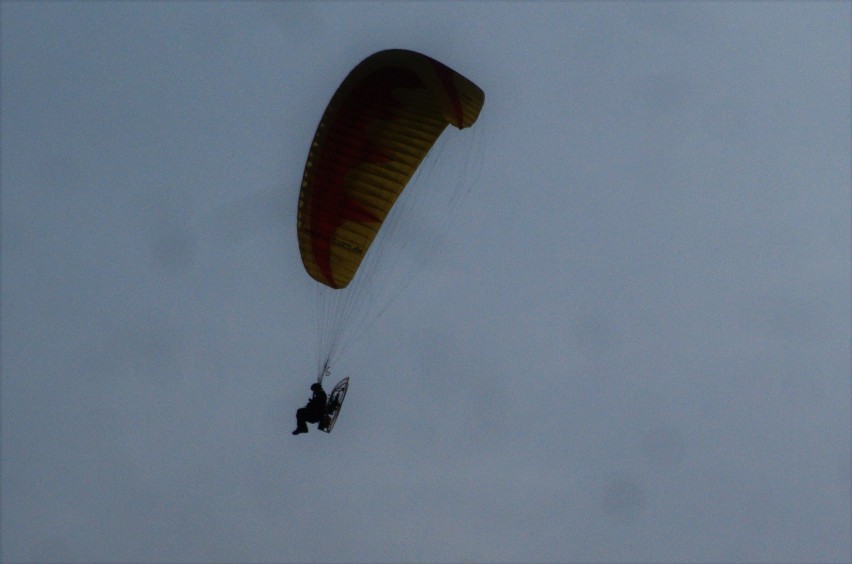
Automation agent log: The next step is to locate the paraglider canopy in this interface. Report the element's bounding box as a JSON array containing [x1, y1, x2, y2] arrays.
[[297, 49, 485, 289]]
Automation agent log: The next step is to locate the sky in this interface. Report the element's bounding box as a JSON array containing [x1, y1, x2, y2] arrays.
[[1, 3, 850, 563]]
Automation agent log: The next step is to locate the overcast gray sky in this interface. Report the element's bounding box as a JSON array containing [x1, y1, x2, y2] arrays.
[[2, 3, 850, 563]]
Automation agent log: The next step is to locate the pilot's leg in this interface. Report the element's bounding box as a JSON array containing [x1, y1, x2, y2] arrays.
[[293, 408, 309, 434]]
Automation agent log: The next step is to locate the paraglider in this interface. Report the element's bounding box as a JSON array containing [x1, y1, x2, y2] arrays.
[[292, 378, 349, 435], [293, 49, 484, 434], [292, 383, 327, 435]]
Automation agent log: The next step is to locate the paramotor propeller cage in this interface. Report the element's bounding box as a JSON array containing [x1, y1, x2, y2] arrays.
[[319, 377, 349, 434]]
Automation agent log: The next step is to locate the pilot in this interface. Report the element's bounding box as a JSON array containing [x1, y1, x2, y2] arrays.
[[292, 383, 327, 435]]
